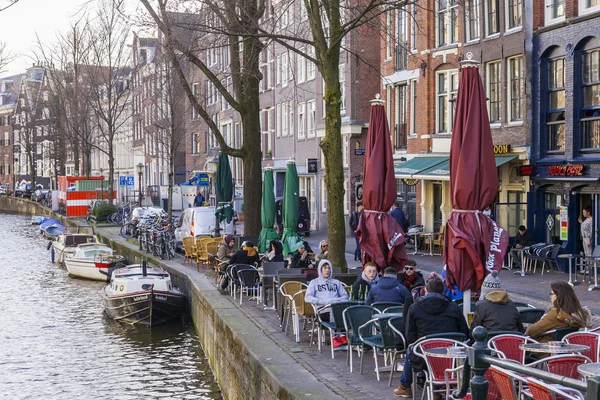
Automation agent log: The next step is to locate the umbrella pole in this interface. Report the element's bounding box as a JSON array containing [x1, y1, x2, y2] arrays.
[[463, 289, 471, 324]]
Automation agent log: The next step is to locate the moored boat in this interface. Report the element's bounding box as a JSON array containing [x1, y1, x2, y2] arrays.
[[49, 225, 97, 265], [101, 262, 185, 327], [64, 243, 126, 281]]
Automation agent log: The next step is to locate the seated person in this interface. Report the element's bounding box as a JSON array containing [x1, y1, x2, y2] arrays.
[[510, 225, 535, 268], [217, 235, 236, 264], [290, 243, 311, 268], [397, 259, 425, 291], [305, 260, 349, 307], [229, 241, 260, 267], [366, 267, 412, 309], [315, 240, 329, 262], [394, 278, 470, 398], [351, 262, 379, 301], [264, 240, 284, 262], [472, 271, 524, 333], [526, 281, 591, 342]]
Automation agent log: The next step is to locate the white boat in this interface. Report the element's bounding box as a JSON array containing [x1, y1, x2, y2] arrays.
[[50, 226, 97, 266], [64, 243, 126, 281], [101, 262, 185, 326]]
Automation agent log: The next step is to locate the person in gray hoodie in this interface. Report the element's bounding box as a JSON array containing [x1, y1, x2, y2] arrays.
[[305, 260, 349, 307]]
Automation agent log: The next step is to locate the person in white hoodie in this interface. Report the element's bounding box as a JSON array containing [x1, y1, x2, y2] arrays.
[[305, 260, 349, 307]]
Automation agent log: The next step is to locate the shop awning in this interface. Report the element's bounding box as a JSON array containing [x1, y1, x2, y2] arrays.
[[394, 156, 448, 178], [410, 155, 518, 181]]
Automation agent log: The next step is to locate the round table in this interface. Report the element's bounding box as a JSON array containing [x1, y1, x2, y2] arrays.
[[577, 362, 600, 378], [519, 342, 590, 354], [558, 254, 583, 286], [424, 347, 468, 358], [372, 312, 403, 320]]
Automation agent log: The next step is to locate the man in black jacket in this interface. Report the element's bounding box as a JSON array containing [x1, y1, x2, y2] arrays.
[[393, 278, 470, 398], [510, 225, 535, 269], [349, 202, 363, 261]]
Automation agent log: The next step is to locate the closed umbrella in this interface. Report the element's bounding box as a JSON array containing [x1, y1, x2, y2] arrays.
[[281, 161, 303, 257], [356, 94, 407, 271], [444, 54, 509, 311], [215, 153, 234, 224], [258, 168, 279, 252]]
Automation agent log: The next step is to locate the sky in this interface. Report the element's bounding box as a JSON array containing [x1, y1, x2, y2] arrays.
[[0, 0, 144, 77]]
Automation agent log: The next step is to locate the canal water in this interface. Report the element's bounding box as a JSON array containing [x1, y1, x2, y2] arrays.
[[0, 214, 222, 399]]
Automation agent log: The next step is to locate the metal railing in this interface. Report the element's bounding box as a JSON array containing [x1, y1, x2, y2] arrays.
[[451, 327, 600, 399]]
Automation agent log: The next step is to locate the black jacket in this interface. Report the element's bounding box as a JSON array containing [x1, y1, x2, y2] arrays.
[[291, 252, 311, 268], [405, 292, 470, 345], [229, 249, 260, 267], [349, 210, 362, 231], [266, 241, 284, 262], [472, 291, 525, 333], [515, 231, 534, 247], [397, 271, 426, 291], [351, 276, 376, 300]]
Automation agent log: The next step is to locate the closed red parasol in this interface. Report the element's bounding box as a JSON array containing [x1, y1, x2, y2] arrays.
[[444, 53, 509, 294], [356, 94, 407, 271]]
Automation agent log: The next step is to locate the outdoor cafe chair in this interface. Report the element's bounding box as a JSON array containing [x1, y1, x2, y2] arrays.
[[519, 308, 545, 325], [230, 264, 256, 300], [237, 268, 260, 305], [564, 331, 600, 362], [512, 302, 533, 308], [412, 338, 469, 400], [541, 326, 581, 341], [290, 289, 316, 343], [527, 354, 592, 380], [382, 306, 404, 314], [489, 365, 529, 400], [342, 305, 375, 373], [371, 302, 403, 313], [181, 237, 196, 266], [357, 313, 405, 382], [276, 274, 308, 323], [387, 316, 406, 386], [279, 281, 308, 336], [315, 301, 358, 359], [523, 243, 550, 271], [526, 377, 585, 400], [488, 333, 538, 364]]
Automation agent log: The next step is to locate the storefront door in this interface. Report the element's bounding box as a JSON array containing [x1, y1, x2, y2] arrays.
[[542, 192, 560, 244], [433, 183, 443, 233]]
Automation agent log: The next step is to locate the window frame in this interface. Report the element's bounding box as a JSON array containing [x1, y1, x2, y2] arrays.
[[436, 0, 459, 47], [579, 0, 600, 15], [581, 49, 600, 151], [485, 0, 500, 37], [465, 0, 480, 42], [508, 56, 524, 123], [435, 69, 459, 134], [307, 99, 316, 138], [546, 57, 566, 153], [298, 102, 306, 139], [505, 0, 523, 31], [545, 0, 565, 25], [486, 60, 502, 124]]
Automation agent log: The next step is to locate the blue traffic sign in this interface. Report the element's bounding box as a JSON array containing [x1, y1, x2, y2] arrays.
[[126, 176, 135, 186], [119, 176, 126, 186]]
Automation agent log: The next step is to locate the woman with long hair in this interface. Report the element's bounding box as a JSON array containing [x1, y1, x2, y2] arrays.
[[526, 281, 591, 342]]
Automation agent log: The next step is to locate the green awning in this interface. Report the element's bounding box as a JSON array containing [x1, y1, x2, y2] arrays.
[[394, 156, 448, 178], [412, 155, 519, 181]]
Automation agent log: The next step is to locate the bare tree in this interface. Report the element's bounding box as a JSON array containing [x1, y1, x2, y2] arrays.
[[0, 41, 16, 74], [138, 0, 265, 237], [84, 0, 133, 205]]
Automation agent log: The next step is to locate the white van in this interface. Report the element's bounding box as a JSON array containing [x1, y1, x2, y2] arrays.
[[174, 206, 237, 248]]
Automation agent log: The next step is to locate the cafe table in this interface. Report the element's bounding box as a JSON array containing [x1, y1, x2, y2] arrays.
[[558, 253, 583, 286], [577, 362, 600, 378], [423, 346, 469, 396], [419, 232, 436, 256], [511, 246, 530, 277], [519, 342, 590, 355], [583, 255, 600, 291]]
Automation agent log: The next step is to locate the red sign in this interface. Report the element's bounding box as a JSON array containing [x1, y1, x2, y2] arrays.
[[519, 165, 534, 176], [549, 165, 584, 176]]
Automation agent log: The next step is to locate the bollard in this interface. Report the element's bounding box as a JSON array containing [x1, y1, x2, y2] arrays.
[[469, 327, 491, 400]]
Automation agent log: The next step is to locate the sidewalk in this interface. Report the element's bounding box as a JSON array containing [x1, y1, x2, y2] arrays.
[[306, 230, 600, 324]]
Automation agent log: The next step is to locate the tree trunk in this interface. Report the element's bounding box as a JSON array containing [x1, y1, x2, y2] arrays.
[[108, 133, 115, 206], [167, 172, 173, 225], [321, 60, 347, 271], [241, 111, 262, 237]]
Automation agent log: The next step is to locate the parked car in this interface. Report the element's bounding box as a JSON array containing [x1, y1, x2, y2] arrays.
[[0, 185, 10, 195], [14, 183, 42, 198], [174, 206, 236, 250], [32, 189, 50, 202], [275, 196, 311, 237]]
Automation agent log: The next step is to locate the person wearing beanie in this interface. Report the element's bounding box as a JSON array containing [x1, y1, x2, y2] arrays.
[[471, 270, 524, 333], [217, 235, 236, 263]]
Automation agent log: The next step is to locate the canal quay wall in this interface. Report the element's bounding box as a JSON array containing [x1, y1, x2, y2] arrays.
[[1, 197, 343, 400]]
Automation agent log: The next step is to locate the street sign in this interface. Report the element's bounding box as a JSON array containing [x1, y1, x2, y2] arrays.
[[119, 176, 126, 186], [127, 176, 135, 186]]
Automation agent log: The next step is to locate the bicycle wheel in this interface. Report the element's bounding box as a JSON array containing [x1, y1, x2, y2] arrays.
[[155, 237, 163, 258], [166, 238, 176, 260], [120, 223, 136, 239], [141, 233, 149, 252], [112, 213, 123, 225]]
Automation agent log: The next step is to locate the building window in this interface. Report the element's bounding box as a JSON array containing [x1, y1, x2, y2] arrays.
[[386, 10, 393, 59], [411, 3, 417, 51], [276, 103, 282, 137], [465, 0, 480, 41], [307, 100, 316, 138], [321, 178, 327, 212], [436, 0, 458, 47], [436, 69, 458, 134], [487, 61, 501, 123], [547, 58, 566, 152], [288, 101, 294, 137], [396, 7, 408, 71], [307, 46, 316, 80], [579, 0, 600, 15], [508, 56, 524, 122], [582, 49, 600, 150], [545, 0, 565, 23], [281, 52, 289, 88], [298, 103, 306, 139], [506, 0, 522, 30], [297, 47, 306, 83], [282, 101, 288, 136], [339, 64, 346, 113], [395, 85, 407, 150], [410, 79, 417, 135], [191, 132, 200, 154], [486, 0, 499, 36]]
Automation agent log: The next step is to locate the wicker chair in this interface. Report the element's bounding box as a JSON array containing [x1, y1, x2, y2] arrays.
[[182, 237, 197, 266]]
